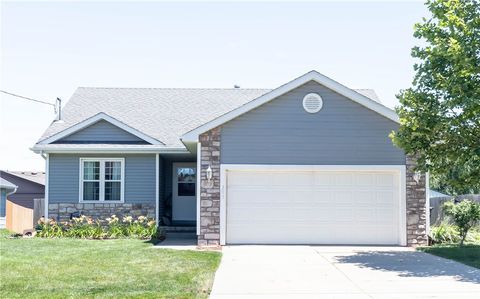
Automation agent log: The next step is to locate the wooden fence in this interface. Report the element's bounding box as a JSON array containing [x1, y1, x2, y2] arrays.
[[430, 194, 480, 225], [6, 198, 44, 234]]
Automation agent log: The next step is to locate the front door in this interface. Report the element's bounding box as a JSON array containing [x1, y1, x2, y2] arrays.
[[172, 163, 196, 221]]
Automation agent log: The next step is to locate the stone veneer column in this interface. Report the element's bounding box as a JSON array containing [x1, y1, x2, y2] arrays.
[[406, 154, 428, 246], [198, 127, 221, 246]]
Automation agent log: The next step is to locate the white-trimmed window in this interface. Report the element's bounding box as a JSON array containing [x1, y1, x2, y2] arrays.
[[79, 158, 124, 202]]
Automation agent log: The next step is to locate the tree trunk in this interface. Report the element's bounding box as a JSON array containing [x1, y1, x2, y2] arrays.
[[460, 232, 467, 247]]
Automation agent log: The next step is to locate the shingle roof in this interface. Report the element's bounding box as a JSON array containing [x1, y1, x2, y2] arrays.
[[2, 171, 45, 185], [0, 177, 17, 191], [38, 87, 380, 148]]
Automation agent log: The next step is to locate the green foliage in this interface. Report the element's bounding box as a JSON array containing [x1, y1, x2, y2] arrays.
[[390, 0, 480, 194], [36, 215, 161, 240], [430, 222, 461, 243], [442, 200, 480, 245]]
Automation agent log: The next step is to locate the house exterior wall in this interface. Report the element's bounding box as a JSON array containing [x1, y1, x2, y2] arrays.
[[221, 81, 405, 165], [0, 171, 44, 209], [53, 120, 148, 144], [0, 189, 6, 217], [48, 153, 156, 221], [198, 82, 427, 247]]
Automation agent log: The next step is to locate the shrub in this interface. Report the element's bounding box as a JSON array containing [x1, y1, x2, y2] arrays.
[[36, 218, 65, 238], [429, 222, 461, 244], [443, 200, 480, 246], [36, 215, 161, 240]]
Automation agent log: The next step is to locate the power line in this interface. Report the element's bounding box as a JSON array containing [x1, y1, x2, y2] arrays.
[[0, 90, 56, 107]]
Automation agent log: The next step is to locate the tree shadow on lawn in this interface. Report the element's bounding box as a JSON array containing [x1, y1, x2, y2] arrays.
[[334, 251, 480, 284]]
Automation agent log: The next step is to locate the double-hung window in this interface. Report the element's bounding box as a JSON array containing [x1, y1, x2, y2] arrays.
[[80, 158, 124, 202]]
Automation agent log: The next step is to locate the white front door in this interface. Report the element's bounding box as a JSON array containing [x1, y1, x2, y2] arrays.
[[172, 163, 197, 221]]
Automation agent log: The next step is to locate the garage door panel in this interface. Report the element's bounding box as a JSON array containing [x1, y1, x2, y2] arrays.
[[226, 169, 401, 245]]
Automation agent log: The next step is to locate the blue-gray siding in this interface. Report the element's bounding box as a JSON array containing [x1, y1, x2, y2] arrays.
[[48, 154, 156, 203], [221, 81, 405, 165], [54, 120, 148, 144], [0, 189, 6, 217]]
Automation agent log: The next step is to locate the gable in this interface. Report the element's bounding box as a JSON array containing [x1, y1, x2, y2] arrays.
[[220, 81, 405, 165], [181, 70, 398, 144], [53, 120, 149, 144]]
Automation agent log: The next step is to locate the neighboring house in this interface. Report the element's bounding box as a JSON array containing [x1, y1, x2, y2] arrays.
[[430, 189, 450, 199], [0, 171, 45, 209], [32, 71, 429, 246], [0, 177, 17, 228], [0, 171, 45, 233]]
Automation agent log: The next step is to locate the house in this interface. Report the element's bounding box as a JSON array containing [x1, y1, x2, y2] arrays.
[[0, 171, 45, 233], [0, 171, 45, 210], [32, 71, 428, 246], [0, 177, 17, 228]]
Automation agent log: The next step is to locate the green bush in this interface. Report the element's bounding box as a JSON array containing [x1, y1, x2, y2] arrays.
[[443, 200, 480, 246], [429, 222, 461, 244], [36, 215, 161, 240], [429, 222, 480, 245]]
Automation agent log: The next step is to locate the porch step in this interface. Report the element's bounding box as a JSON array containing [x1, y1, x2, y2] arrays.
[[160, 226, 196, 233]]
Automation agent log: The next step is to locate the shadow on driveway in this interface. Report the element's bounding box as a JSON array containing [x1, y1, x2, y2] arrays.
[[334, 251, 480, 284]]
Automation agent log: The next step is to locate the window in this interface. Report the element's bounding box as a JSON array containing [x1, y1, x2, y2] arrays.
[[80, 158, 124, 202], [176, 167, 196, 196]]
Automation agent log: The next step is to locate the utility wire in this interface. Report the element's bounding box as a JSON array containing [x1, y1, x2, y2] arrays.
[[0, 90, 56, 107]]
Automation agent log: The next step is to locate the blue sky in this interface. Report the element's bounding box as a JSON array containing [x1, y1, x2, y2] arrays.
[[0, 1, 428, 171]]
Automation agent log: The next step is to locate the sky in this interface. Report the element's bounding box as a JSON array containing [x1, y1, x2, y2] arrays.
[[0, 0, 428, 171]]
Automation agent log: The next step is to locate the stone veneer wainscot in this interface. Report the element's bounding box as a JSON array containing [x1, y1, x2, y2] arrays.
[[48, 203, 156, 222]]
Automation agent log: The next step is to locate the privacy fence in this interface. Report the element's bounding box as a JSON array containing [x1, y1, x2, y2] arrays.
[[430, 194, 480, 225]]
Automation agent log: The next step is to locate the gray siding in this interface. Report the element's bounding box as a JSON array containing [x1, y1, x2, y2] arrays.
[[221, 81, 405, 165], [0, 189, 6, 217], [49, 154, 156, 203], [54, 120, 148, 144]]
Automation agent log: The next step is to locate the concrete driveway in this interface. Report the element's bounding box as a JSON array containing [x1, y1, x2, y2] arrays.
[[210, 246, 480, 299]]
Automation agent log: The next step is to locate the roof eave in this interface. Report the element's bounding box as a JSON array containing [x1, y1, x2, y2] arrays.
[[31, 145, 190, 155]]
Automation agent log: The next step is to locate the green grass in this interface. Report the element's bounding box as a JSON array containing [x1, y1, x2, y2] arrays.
[[418, 244, 480, 269], [0, 229, 221, 298]]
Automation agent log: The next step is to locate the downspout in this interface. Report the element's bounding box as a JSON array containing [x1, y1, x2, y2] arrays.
[[6, 186, 18, 197]]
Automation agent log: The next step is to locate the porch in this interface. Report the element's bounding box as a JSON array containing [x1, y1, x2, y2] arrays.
[[157, 153, 197, 230]]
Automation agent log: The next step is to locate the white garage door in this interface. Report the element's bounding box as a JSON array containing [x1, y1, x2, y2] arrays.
[[225, 168, 403, 245]]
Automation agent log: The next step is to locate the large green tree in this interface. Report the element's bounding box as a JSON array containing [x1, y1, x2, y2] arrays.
[[391, 0, 480, 195]]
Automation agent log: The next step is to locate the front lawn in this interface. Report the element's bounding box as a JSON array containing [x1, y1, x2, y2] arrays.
[[418, 244, 480, 269], [0, 230, 221, 298]]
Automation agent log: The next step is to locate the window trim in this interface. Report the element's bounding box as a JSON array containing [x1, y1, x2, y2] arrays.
[[79, 158, 125, 203]]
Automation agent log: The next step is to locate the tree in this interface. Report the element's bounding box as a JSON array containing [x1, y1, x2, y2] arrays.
[[442, 200, 480, 245], [390, 0, 480, 194]]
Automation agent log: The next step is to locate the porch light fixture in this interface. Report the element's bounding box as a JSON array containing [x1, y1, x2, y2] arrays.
[[206, 165, 213, 182], [413, 171, 422, 183]]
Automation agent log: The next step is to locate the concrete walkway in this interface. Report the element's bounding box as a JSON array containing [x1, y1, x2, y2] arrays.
[[210, 245, 480, 298], [154, 233, 198, 250]]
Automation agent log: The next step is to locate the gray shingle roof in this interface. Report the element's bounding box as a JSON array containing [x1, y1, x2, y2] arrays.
[[38, 87, 380, 148], [2, 171, 45, 185]]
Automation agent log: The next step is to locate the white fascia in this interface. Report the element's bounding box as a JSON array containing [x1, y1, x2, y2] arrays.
[[37, 112, 163, 145]]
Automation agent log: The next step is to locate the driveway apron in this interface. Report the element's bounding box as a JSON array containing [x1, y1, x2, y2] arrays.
[[210, 245, 480, 299]]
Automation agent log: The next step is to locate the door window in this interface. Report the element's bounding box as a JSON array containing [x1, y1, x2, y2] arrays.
[[177, 167, 196, 196]]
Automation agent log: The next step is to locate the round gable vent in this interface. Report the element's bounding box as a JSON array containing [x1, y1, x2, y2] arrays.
[[302, 93, 323, 113]]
